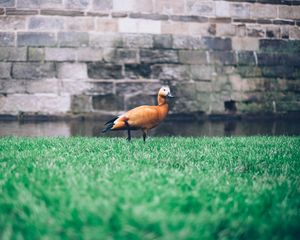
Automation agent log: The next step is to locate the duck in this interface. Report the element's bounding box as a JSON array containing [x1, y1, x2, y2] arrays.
[[102, 86, 174, 142]]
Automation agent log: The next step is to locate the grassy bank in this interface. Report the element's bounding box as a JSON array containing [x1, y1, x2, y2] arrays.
[[0, 137, 300, 239]]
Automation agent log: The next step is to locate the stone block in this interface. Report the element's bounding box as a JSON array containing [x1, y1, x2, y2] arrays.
[[0, 47, 26, 61], [6, 9, 38, 15], [0, 16, 26, 30], [238, 51, 256, 66], [40, 0, 64, 9], [290, 27, 300, 40], [195, 80, 212, 93], [261, 66, 296, 79], [247, 26, 265, 38], [216, 24, 236, 36], [90, 33, 123, 48], [259, 39, 300, 53], [59, 80, 90, 94], [71, 95, 92, 113], [232, 37, 259, 51], [113, 0, 135, 11], [96, 19, 118, 32], [0, 0, 15, 7], [16, 0, 39, 8], [104, 48, 138, 64], [125, 64, 152, 79], [93, 0, 112, 10], [250, 4, 277, 19], [173, 35, 204, 49], [186, 0, 214, 16], [41, 9, 84, 16], [215, 1, 230, 17], [92, 94, 124, 111], [25, 79, 59, 94], [151, 64, 190, 80], [257, 53, 284, 66], [0, 32, 15, 47], [266, 26, 280, 38], [28, 17, 64, 30], [45, 48, 76, 61], [0, 80, 26, 94], [125, 94, 156, 110], [119, 18, 161, 34], [153, 34, 173, 49], [17, 32, 56, 47], [135, 0, 153, 13], [155, 0, 185, 14], [87, 62, 123, 79], [278, 5, 300, 20], [57, 63, 87, 79], [122, 34, 153, 48], [203, 37, 232, 51], [0, 94, 71, 114], [115, 81, 161, 95], [140, 49, 178, 64], [86, 81, 114, 95], [28, 47, 45, 61], [178, 50, 207, 64], [65, 0, 89, 9], [58, 32, 89, 47], [77, 48, 103, 61], [0, 63, 11, 79], [230, 3, 250, 19], [12, 62, 55, 79], [161, 22, 190, 35], [190, 65, 214, 81], [65, 17, 95, 31], [237, 66, 262, 78]]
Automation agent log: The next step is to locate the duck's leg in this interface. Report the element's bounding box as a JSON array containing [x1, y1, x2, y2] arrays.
[[142, 129, 148, 143], [125, 120, 131, 141]]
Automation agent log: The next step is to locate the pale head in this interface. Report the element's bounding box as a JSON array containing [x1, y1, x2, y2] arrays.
[[158, 86, 174, 98]]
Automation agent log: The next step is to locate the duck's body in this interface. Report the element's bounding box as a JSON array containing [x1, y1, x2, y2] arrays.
[[102, 86, 173, 141]]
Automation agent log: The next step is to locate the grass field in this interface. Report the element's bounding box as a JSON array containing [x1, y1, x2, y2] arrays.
[[0, 136, 300, 240]]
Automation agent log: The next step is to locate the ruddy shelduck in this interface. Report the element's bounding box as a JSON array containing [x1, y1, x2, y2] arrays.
[[102, 86, 174, 142]]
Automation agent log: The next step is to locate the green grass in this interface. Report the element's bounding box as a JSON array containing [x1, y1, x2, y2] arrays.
[[0, 136, 300, 240]]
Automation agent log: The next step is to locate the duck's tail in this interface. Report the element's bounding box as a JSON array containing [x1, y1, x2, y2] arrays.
[[102, 117, 118, 133]]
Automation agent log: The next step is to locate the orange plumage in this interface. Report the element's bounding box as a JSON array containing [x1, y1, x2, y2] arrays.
[[102, 86, 174, 141]]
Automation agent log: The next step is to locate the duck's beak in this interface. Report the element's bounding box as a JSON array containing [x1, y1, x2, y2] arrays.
[[167, 92, 174, 98]]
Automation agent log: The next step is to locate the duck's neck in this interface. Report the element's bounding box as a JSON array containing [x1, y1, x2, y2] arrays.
[[157, 95, 169, 120]]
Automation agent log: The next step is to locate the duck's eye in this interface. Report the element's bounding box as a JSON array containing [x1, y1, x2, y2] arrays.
[[163, 89, 166, 91]]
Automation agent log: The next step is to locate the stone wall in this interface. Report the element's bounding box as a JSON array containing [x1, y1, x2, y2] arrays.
[[0, 0, 300, 119]]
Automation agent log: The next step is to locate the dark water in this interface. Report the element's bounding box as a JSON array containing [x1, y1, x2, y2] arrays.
[[1, 119, 300, 137]]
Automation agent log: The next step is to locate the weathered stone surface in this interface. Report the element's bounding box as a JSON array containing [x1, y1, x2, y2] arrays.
[[155, 0, 185, 14], [16, 0, 39, 8], [250, 4, 277, 19], [130, 13, 168, 21], [45, 48, 76, 61], [173, 35, 204, 49], [0, 47, 26, 61], [25, 79, 59, 94], [203, 37, 232, 51], [86, 81, 114, 95], [28, 17, 64, 30], [170, 15, 208, 23], [153, 35, 173, 49], [93, 0, 112, 10], [216, 24, 236, 36], [230, 3, 251, 18], [179, 50, 207, 64], [41, 9, 84, 16], [266, 26, 280, 38], [238, 51, 256, 66], [28, 47, 45, 61], [0, 32, 15, 46], [0, 94, 71, 114], [122, 34, 153, 48], [0, 16, 26, 30], [92, 94, 123, 111], [0, 63, 11, 79], [125, 94, 156, 110], [257, 53, 285, 66], [58, 32, 89, 47], [152, 64, 190, 80], [77, 48, 103, 61], [232, 37, 259, 51], [119, 18, 161, 34], [140, 49, 178, 63], [115, 81, 161, 95], [40, 0, 63, 9], [59, 80, 90, 94], [190, 65, 214, 81], [87, 62, 123, 79], [210, 51, 237, 65], [247, 26, 265, 37], [259, 39, 300, 53], [237, 66, 262, 78], [262, 66, 296, 79], [96, 19, 118, 32], [0, 80, 26, 93], [17, 32, 56, 46], [65, 17, 95, 31], [215, 1, 230, 17], [125, 64, 152, 79], [290, 27, 300, 40], [104, 48, 138, 64], [6, 9, 39, 15], [65, 0, 89, 9], [186, 0, 214, 16], [12, 62, 55, 79], [57, 63, 87, 79], [90, 33, 123, 48], [0, 0, 15, 7], [71, 95, 92, 113]]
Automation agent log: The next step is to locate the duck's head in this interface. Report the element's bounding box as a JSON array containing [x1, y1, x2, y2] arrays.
[[158, 86, 174, 98]]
